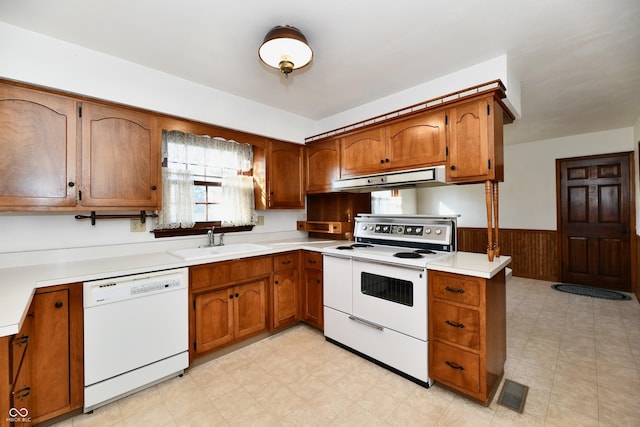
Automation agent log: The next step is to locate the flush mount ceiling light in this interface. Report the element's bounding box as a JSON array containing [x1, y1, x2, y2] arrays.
[[258, 25, 313, 77]]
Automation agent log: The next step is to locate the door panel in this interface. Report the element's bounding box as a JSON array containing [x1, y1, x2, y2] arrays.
[[559, 153, 633, 291]]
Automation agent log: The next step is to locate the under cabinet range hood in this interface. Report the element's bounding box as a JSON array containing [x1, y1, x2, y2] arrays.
[[332, 165, 447, 192]]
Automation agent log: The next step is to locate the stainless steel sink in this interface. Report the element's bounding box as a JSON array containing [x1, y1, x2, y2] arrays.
[[169, 243, 270, 260]]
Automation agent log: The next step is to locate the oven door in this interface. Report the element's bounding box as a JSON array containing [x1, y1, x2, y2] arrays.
[[352, 259, 427, 341]]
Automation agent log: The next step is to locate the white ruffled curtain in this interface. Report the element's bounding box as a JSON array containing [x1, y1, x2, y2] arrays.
[[156, 130, 256, 229], [157, 169, 195, 229]]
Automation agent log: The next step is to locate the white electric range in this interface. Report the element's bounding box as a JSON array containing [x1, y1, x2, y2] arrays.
[[322, 214, 458, 387]]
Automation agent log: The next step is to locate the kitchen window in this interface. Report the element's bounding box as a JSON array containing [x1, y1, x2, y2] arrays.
[[154, 130, 256, 236]]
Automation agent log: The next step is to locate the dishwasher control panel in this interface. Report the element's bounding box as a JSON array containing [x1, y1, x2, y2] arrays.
[[83, 268, 188, 307]]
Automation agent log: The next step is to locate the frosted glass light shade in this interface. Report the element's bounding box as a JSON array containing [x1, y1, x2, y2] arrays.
[[258, 25, 313, 75]]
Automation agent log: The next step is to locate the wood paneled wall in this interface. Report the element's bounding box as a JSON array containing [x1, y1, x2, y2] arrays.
[[457, 228, 559, 282]]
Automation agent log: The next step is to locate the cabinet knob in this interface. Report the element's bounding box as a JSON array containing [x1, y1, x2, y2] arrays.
[[316, 279, 320, 284], [235, 293, 239, 298], [385, 158, 390, 163], [450, 165, 457, 171], [275, 281, 279, 285], [379, 159, 385, 164], [151, 185, 157, 191], [68, 181, 75, 187], [230, 294, 234, 299], [55, 301, 64, 308]]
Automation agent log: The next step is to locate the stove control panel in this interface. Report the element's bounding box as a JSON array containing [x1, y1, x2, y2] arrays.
[[357, 221, 451, 244]]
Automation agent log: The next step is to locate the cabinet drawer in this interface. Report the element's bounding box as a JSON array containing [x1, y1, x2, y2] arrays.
[[431, 272, 482, 306], [302, 251, 323, 269], [190, 261, 233, 291], [431, 340, 480, 393], [9, 333, 29, 385], [431, 301, 480, 350], [273, 252, 299, 272], [231, 256, 272, 282]]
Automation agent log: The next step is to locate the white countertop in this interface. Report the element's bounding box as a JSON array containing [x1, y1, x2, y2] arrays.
[[426, 252, 511, 279], [0, 239, 511, 337], [0, 238, 339, 337]]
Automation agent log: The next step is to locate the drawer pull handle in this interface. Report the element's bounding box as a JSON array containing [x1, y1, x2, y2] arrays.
[[15, 335, 29, 346], [445, 320, 465, 329], [308, 259, 317, 264], [445, 361, 465, 371], [12, 386, 31, 400], [348, 315, 384, 331], [445, 286, 465, 294], [281, 260, 292, 265]]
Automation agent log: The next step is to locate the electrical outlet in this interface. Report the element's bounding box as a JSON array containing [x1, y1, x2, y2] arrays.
[[256, 215, 265, 226], [130, 219, 146, 232]]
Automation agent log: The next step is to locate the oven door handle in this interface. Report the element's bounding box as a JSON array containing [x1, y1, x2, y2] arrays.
[[348, 315, 385, 331]]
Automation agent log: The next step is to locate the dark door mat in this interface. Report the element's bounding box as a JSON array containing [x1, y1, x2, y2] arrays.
[[497, 379, 529, 413], [551, 283, 631, 301]]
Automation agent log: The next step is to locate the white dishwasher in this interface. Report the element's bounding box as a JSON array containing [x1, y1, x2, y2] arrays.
[[83, 267, 189, 413]]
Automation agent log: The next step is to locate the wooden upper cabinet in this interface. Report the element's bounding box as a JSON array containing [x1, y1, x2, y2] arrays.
[[387, 110, 447, 169], [0, 83, 78, 208], [446, 96, 504, 183], [305, 138, 340, 193], [339, 110, 447, 178], [341, 127, 386, 176], [80, 102, 161, 209], [255, 140, 304, 209]]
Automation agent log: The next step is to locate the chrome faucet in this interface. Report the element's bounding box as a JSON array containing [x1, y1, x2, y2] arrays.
[[207, 226, 224, 247]]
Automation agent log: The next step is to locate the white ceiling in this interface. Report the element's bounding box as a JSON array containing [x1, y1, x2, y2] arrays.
[[1, 0, 639, 144]]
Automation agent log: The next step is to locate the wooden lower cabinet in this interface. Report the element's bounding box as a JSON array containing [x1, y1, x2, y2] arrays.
[[428, 269, 506, 404], [301, 251, 323, 330], [272, 252, 299, 329], [194, 280, 267, 356], [191, 256, 270, 358], [1, 283, 83, 427]]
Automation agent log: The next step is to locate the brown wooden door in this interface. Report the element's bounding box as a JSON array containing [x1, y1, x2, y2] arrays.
[[305, 138, 340, 193], [29, 289, 70, 419], [267, 140, 304, 208], [303, 267, 323, 329], [0, 83, 78, 208], [340, 127, 386, 176], [446, 96, 504, 183], [195, 288, 234, 353], [387, 111, 447, 169], [558, 152, 633, 291], [233, 280, 267, 339], [81, 102, 160, 208], [273, 269, 298, 328]]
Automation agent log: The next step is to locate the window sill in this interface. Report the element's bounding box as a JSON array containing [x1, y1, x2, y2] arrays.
[[153, 223, 254, 238]]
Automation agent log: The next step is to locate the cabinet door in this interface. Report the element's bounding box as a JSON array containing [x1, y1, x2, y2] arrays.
[[267, 140, 304, 208], [28, 289, 70, 419], [305, 138, 340, 193], [234, 280, 267, 339], [341, 127, 386, 176], [0, 83, 78, 208], [195, 288, 234, 354], [387, 111, 446, 169], [303, 267, 323, 329], [27, 285, 83, 424], [273, 269, 298, 329], [446, 97, 503, 183], [80, 102, 160, 208]]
